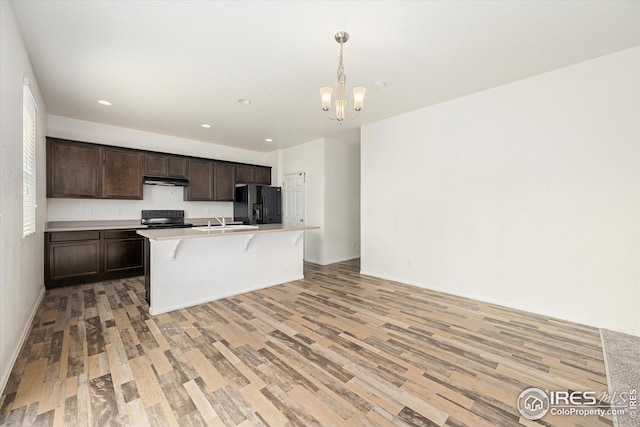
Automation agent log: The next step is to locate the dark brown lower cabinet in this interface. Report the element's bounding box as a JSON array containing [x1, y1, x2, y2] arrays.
[[45, 229, 144, 288], [104, 230, 144, 274], [46, 231, 101, 285]]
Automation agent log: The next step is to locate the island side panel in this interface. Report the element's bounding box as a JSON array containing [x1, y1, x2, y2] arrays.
[[148, 231, 304, 314]]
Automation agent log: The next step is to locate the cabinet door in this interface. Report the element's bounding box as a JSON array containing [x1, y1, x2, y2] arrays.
[[47, 138, 100, 198], [236, 165, 255, 184], [255, 166, 272, 185], [104, 230, 144, 274], [185, 159, 214, 200], [145, 153, 168, 176], [214, 163, 235, 201], [102, 148, 144, 199], [167, 155, 188, 178], [45, 232, 101, 287]]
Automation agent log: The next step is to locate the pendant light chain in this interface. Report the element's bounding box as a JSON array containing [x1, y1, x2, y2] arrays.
[[337, 41, 345, 86]]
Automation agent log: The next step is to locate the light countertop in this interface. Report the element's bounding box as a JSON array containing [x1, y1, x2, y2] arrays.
[[137, 224, 319, 241], [45, 218, 241, 232]]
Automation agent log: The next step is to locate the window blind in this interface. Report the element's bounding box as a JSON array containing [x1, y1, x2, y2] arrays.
[[23, 79, 38, 237]]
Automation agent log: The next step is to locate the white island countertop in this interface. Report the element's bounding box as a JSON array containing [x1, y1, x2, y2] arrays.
[[141, 223, 319, 315], [137, 223, 319, 241], [45, 218, 243, 232]]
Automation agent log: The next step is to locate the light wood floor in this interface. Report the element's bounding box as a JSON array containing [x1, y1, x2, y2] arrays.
[[0, 259, 612, 426]]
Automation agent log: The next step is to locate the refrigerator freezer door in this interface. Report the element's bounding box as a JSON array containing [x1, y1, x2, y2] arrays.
[[264, 187, 282, 224]]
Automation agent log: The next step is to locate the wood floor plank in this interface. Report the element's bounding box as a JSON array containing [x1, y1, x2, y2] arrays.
[[12, 358, 47, 408], [128, 355, 165, 409], [1, 259, 616, 427]]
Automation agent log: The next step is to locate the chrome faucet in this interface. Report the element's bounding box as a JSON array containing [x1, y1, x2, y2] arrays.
[[215, 216, 226, 228]]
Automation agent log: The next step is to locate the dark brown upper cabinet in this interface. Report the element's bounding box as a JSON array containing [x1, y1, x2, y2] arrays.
[[255, 166, 272, 185], [101, 147, 144, 199], [144, 153, 167, 176], [47, 137, 272, 200], [236, 164, 271, 185], [185, 158, 214, 201], [144, 153, 188, 179], [214, 162, 235, 201], [168, 156, 188, 178], [236, 164, 255, 184], [47, 138, 101, 198]]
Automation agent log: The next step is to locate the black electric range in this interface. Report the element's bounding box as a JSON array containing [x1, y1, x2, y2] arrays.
[[141, 210, 193, 229]]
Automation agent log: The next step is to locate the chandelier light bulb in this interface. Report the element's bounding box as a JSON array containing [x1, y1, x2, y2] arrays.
[[320, 87, 333, 111], [335, 99, 347, 122], [353, 87, 366, 111]]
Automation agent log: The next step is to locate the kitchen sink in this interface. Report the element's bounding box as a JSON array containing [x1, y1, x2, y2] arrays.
[[191, 225, 259, 231]]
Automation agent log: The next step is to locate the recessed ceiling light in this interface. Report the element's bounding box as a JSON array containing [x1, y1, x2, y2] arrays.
[[265, 138, 273, 142], [237, 98, 252, 105], [98, 99, 113, 106], [373, 80, 387, 89], [201, 124, 211, 128]]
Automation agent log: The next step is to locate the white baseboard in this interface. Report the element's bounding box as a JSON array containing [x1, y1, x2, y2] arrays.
[[305, 255, 360, 266], [0, 285, 45, 395]]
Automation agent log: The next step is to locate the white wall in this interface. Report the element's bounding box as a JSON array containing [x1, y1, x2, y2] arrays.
[[361, 46, 640, 336], [0, 1, 48, 393], [323, 135, 361, 264], [47, 187, 233, 221], [276, 133, 361, 265], [278, 139, 325, 263], [46, 116, 274, 221]]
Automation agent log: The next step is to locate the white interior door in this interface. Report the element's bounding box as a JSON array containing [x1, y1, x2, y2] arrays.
[[283, 172, 305, 225]]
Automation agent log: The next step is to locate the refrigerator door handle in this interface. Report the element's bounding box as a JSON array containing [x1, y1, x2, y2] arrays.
[[262, 196, 268, 222]]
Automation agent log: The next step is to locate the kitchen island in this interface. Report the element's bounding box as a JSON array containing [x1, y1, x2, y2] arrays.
[[137, 224, 319, 315]]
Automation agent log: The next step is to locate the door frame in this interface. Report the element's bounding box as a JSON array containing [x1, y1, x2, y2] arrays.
[[283, 171, 307, 257]]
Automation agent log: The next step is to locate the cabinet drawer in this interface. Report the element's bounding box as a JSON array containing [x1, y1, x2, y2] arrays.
[[103, 230, 141, 239], [49, 231, 101, 242]]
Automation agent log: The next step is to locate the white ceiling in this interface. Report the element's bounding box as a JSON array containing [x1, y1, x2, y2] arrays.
[[10, 1, 640, 152]]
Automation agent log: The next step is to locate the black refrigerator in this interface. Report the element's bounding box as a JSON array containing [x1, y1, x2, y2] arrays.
[[234, 184, 282, 224]]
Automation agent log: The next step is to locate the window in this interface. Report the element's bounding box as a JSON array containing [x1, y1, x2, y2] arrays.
[[23, 78, 37, 237]]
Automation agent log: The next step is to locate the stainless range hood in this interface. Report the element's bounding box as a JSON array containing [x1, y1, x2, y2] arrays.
[[143, 176, 189, 186]]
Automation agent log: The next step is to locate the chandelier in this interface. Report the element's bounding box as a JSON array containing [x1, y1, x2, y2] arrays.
[[320, 31, 366, 124]]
